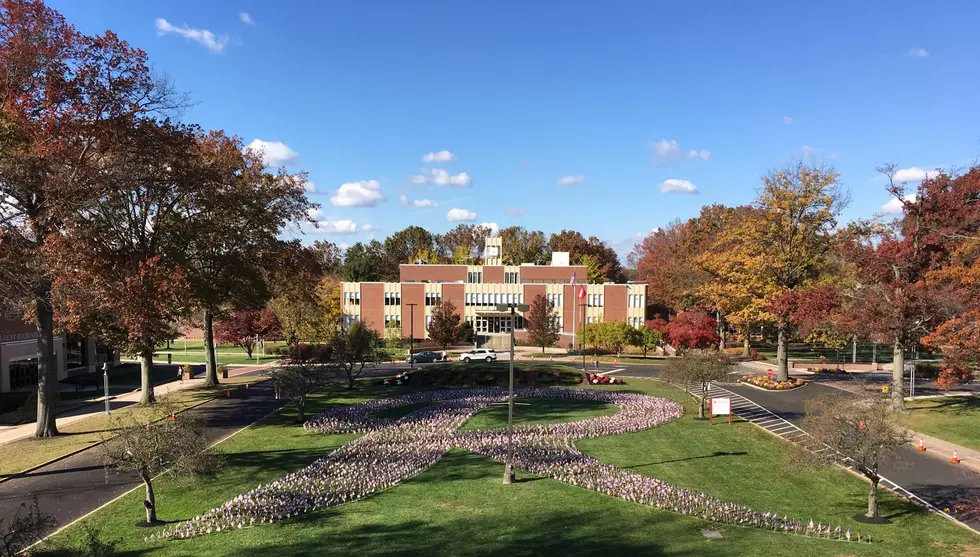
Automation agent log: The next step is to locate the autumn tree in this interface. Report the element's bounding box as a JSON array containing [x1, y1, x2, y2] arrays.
[[214, 309, 281, 359], [436, 223, 492, 263], [753, 163, 846, 381], [100, 404, 220, 525], [331, 321, 381, 389], [659, 351, 732, 419], [342, 240, 384, 282], [184, 131, 313, 386], [500, 226, 549, 265], [314, 275, 344, 340], [269, 241, 328, 346], [311, 240, 344, 276], [800, 392, 911, 519], [427, 300, 461, 349], [630, 325, 661, 357], [0, 0, 183, 435], [383, 226, 435, 280], [268, 358, 341, 423], [525, 294, 561, 353], [629, 221, 706, 313], [549, 229, 624, 282], [663, 311, 720, 351]]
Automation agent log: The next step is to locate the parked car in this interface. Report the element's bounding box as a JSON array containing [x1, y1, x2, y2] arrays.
[[406, 351, 442, 363], [458, 348, 497, 363]]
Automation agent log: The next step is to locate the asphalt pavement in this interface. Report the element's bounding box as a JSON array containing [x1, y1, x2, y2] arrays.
[[0, 374, 284, 539]]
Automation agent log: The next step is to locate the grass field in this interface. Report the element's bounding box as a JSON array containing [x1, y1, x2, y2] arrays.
[[906, 396, 980, 451], [37, 379, 977, 557]]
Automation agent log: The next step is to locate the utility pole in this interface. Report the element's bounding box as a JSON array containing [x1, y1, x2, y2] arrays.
[[497, 301, 528, 485], [406, 303, 418, 370]]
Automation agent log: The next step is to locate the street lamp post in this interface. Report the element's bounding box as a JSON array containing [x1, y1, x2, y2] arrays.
[[406, 303, 418, 369], [102, 362, 111, 415], [497, 301, 529, 485]]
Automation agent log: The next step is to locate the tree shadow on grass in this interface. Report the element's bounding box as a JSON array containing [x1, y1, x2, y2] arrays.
[[908, 396, 980, 414], [625, 451, 748, 468]]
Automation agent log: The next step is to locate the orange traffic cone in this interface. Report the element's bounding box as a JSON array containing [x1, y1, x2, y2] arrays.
[[918, 439, 926, 452], [952, 451, 961, 464], [145, 423, 151, 431], [170, 412, 176, 422], [226, 389, 231, 398]]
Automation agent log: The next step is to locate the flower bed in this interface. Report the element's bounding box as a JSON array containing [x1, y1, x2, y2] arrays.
[[740, 375, 806, 390], [581, 373, 625, 385], [153, 387, 862, 544], [806, 367, 847, 374]]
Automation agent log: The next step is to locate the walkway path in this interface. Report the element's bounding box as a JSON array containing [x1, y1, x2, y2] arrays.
[[0, 375, 283, 541], [0, 363, 274, 446]]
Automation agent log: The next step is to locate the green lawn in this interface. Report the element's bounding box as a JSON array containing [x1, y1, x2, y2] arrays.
[[906, 397, 980, 451], [37, 380, 977, 557], [460, 397, 615, 430]]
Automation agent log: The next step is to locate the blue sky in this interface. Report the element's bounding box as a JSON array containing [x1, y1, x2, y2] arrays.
[[50, 0, 980, 259]]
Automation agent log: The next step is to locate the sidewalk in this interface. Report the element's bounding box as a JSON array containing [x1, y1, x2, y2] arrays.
[[912, 431, 980, 475], [0, 363, 274, 446]]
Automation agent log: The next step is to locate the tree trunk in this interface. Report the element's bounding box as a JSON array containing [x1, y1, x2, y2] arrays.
[[892, 338, 906, 411], [297, 399, 305, 423], [698, 383, 707, 419], [34, 289, 59, 438], [203, 308, 218, 386], [717, 312, 725, 352], [867, 475, 879, 518], [140, 349, 156, 405], [776, 321, 789, 381], [142, 471, 158, 524], [742, 333, 750, 358]]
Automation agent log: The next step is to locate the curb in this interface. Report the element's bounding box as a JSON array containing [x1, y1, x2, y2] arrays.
[[0, 379, 268, 485]]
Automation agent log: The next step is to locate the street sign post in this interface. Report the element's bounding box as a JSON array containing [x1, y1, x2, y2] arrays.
[[709, 396, 732, 425]]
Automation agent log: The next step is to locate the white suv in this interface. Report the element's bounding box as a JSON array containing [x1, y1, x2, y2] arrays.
[[458, 348, 497, 363]]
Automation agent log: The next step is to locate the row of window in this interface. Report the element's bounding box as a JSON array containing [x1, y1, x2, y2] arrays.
[[628, 316, 644, 328], [384, 292, 401, 305], [344, 292, 361, 305], [627, 294, 644, 308], [504, 271, 519, 283], [465, 315, 527, 334], [464, 293, 525, 306], [384, 315, 402, 327], [546, 293, 563, 308], [424, 293, 442, 306], [587, 294, 604, 307], [467, 271, 483, 283]]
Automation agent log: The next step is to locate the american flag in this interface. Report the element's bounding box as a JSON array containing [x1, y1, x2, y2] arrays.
[[570, 271, 576, 284]]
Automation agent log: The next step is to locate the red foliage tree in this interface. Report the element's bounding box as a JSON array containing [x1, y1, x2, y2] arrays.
[[214, 309, 281, 359], [662, 311, 720, 350]]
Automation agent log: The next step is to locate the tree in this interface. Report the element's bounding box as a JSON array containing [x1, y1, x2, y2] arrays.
[[525, 294, 561, 353], [629, 221, 706, 313], [658, 351, 732, 419], [0, 0, 183, 436], [314, 275, 343, 341], [437, 224, 492, 263], [342, 240, 384, 282], [753, 163, 846, 381], [663, 311, 720, 351], [52, 120, 201, 406], [630, 325, 662, 357], [800, 393, 911, 519], [311, 240, 344, 276], [580, 254, 604, 284], [331, 321, 380, 389], [382, 226, 434, 280], [184, 131, 313, 386], [427, 300, 461, 349], [269, 242, 327, 346], [100, 405, 220, 525], [457, 320, 475, 344], [267, 356, 340, 423], [549, 230, 624, 282], [0, 497, 55, 557], [214, 309, 281, 359], [500, 226, 549, 265]]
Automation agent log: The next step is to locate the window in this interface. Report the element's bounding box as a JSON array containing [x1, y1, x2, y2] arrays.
[[546, 293, 563, 308], [65, 334, 87, 369], [481, 293, 488, 305], [9, 357, 38, 390], [384, 315, 402, 327], [425, 315, 432, 328], [346, 291, 361, 305], [425, 292, 441, 306], [468, 271, 482, 283], [504, 271, 519, 284]]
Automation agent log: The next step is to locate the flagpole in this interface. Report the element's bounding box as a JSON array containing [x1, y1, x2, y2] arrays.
[[571, 277, 577, 356]]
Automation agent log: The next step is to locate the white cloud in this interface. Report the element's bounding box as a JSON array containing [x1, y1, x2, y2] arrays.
[[447, 208, 477, 222], [658, 179, 698, 194], [413, 168, 472, 187], [246, 139, 299, 167], [317, 220, 363, 234], [239, 12, 254, 25], [893, 166, 938, 183], [802, 145, 816, 163], [421, 150, 456, 163], [400, 194, 437, 208], [330, 180, 387, 207], [505, 207, 526, 217], [784, 116, 794, 124], [154, 18, 228, 53], [556, 175, 585, 186], [478, 222, 500, 236], [366, 232, 375, 241], [908, 47, 928, 57], [882, 193, 916, 214], [360, 223, 375, 232], [652, 139, 710, 166], [307, 207, 324, 220], [304, 181, 316, 193]]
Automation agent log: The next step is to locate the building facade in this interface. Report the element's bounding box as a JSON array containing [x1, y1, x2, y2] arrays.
[[342, 237, 647, 348], [0, 315, 117, 394]]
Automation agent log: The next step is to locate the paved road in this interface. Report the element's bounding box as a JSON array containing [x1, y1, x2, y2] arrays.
[[0, 373, 284, 539]]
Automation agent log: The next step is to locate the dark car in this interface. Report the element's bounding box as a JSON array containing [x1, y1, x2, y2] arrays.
[[406, 351, 442, 363]]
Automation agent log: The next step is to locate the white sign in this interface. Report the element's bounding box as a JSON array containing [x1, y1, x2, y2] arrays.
[[710, 397, 731, 416], [485, 246, 499, 257]]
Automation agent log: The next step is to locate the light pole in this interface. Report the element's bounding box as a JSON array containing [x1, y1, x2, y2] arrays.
[[406, 303, 418, 369], [102, 362, 111, 415], [497, 301, 529, 484]]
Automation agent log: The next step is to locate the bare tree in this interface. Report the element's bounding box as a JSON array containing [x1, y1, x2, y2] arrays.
[[267, 359, 342, 423], [100, 405, 220, 525], [800, 392, 911, 519], [658, 351, 732, 419], [331, 321, 381, 389], [0, 498, 55, 557]]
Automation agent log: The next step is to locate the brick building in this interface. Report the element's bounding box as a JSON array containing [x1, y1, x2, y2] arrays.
[[342, 237, 647, 348]]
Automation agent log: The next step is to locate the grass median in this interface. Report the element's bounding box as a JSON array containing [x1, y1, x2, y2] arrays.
[[905, 396, 980, 451], [0, 376, 265, 477], [37, 378, 977, 557]]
